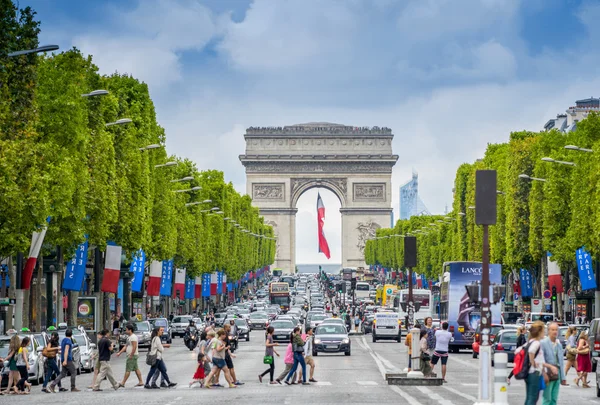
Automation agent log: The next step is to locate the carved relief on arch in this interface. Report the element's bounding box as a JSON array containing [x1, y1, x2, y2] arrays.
[[290, 177, 347, 207]]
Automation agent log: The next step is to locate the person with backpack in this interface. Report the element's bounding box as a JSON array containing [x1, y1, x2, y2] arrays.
[[515, 321, 557, 405]]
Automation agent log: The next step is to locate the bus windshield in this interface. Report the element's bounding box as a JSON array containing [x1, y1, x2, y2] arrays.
[[356, 283, 370, 291]]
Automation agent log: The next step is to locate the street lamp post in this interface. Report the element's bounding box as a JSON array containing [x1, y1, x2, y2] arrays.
[[81, 90, 109, 97], [155, 161, 177, 168], [518, 174, 547, 182], [105, 118, 132, 127], [7, 44, 59, 57]]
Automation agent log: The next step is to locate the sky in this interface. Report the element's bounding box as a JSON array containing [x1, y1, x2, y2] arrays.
[[22, 0, 600, 264]]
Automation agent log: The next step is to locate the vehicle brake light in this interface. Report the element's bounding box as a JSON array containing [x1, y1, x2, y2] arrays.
[[475, 333, 480, 341], [595, 340, 600, 351], [496, 343, 504, 351], [449, 326, 455, 333]]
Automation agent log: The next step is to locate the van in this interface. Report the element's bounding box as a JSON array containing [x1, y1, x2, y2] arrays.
[[372, 312, 401, 343], [588, 318, 600, 396]]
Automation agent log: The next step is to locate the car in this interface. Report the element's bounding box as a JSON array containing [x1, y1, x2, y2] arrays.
[[309, 314, 328, 329], [361, 314, 375, 334], [214, 312, 228, 327], [270, 320, 296, 343], [491, 330, 518, 364], [119, 321, 152, 349], [587, 318, 600, 376], [276, 314, 301, 327], [372, 312, 401, 343], [149, 318, 173, 344], [171, 315, 193, 337], [472, 324, 503, 358], [71, 329, 96, 372], [237, 308, 251, 320], [321, 318, 346, 328], [248, 312, 269, 330], [313, 324, 351, 356], [234, 318, 251, 342], [0, 333, 47, 385]]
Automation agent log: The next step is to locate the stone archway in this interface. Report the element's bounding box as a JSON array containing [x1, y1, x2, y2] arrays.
[[240, 122, 398, 274]]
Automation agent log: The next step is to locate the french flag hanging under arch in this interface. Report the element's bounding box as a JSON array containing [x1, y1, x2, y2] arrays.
[[317, 193, 331, 259]]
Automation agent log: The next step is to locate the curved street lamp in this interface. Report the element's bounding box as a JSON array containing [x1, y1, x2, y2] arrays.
[[106, 118, 132, 127], [565, 145, 593, 153], [519, 173, 547, 182], [82, 90, 109, 97], [155, 161, 178, 168], [8, 44, 59, 57], [139, 144, 161, 151], [171, 176, 194, 183], [174, 186, 201, 193]]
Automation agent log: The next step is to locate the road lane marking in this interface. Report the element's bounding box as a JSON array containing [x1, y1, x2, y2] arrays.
[[315, 381, 332, 386], [357, 381, 379, 385], [390, 386, 424, 405], [441, 385, 478, 402], [174, 397, 182, 401], [448, 355, 478, 370], [461, 383, 478, 386], [416, 386, 455, 405]]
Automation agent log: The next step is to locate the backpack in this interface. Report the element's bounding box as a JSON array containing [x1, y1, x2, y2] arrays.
[[513, 341, 538, 380]]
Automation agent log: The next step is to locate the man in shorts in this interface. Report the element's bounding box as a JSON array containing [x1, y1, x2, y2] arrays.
[[117, 324, 144, 387], [430, 322, 452, 382]]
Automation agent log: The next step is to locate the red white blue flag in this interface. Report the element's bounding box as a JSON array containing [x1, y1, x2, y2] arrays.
[[146, 260, 162, 297], [317, 193, 331, 259]]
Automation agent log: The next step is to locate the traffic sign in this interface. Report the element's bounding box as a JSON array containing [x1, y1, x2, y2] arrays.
[[386, 288, 393, 295], [568, 289, 576, 299], [514, 293, 519, 301], [543, 290, 551, 299]]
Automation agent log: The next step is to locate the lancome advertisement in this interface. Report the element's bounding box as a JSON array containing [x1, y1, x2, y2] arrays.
[[446, 262, 502, 347]]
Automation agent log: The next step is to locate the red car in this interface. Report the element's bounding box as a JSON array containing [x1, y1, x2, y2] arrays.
[[472, 324, 503, 358]]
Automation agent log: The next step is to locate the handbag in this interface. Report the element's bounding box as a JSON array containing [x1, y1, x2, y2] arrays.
[[578, 347, 590, 355], [146, 337, 158, 366], [263, 355, 274, 365], [547, 344, 560, 381]]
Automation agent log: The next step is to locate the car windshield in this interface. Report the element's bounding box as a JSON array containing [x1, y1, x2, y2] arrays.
[[499, 332, 517, 344], [151, 319, 168, 327], [490, 326, 503, 335], [215, 313, 226, 319], [0, 339, 11, 357], [238, 309, 250, 314], [234, 319, 247, 326], [271, 321, 294, 329], [136, 322, 150, 331], [174, 316, 192, 323], [559, 328, 568, 338], [250, 313, 268, 319], [531, 314, 554, 323], [316, 325, 347, 335], [312, 315, 326, 321]]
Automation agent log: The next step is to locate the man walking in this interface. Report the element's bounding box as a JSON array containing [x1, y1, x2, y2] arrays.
[[49, 328, 79, 392], [93, 329, 120, 391], [304, 327, 317, 382], [430, 322, 452, 383], [117, 324, 144, 387], [223, 324, 244, 386], [541, 322, 567, 405]]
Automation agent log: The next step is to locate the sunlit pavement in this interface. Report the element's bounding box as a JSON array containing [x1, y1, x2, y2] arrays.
[[8, 330, 598, 405]]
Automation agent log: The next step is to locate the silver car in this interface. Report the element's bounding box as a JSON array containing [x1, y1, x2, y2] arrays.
[[171, 315, 193, 338]]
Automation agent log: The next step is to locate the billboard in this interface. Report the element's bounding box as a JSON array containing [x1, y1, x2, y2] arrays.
[[445, 262, 502, 348]]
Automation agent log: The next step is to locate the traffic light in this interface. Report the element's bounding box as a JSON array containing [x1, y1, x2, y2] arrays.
[[351, 278, 357, 291], [551, 286, 557, 302], [341, 282, 347, 294]]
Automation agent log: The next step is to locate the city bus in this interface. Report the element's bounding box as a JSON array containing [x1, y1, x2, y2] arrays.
[[271, 268, 283, 280], [439, 261, 502, 353], [281, 275, 295, 288], [269, 282, 290, 312], [393, 289, 432, 325]]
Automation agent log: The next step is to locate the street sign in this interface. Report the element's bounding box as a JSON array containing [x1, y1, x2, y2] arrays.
[[386, 288, 393, 295], [514, 293, 519, 301], [544, 298, 551, 305], [543, 290, 551, 299], [0, 298, 15, 306], [568, 289, 576, 299]]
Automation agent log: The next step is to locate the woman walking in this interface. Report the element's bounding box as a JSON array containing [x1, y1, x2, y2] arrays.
[[204, 329, 237, 389], [524, 321, 557, 405], [42, 332, 62, 393], [145, 326, 176, 389], [258, 326, 279, 384], [419, 329, 432, 377], [2, 334, 21, 394], [564, 326, 578, 377], [15, 337, 31, 394], [574, 331, 592, 388], [284, 327, 308, 385]]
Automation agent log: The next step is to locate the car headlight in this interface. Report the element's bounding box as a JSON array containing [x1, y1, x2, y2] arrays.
[[314, 338, 321, 344], [143, 332, 151, 338], [342, 338, 350, 344], [28, 357, 35, 366]]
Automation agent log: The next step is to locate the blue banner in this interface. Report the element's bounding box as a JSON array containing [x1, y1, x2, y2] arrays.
[[0, 264, 9, 288], [130, 249, 146, 293], [62, 239, 89, 292], [576, 247, 597, 290], [202, 273, 211, 297], [412, 271, 417, 286], [421, 274, 428, 289], [185, 277, 195, 299], [217, 271, 223, 294], [519, 269, 533, 297], [227, 282, 233, 291], [160, 260, 173, 296]]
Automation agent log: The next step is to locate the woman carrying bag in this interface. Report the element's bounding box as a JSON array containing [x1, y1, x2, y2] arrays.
[[284, 327, 309, 385], [419, 329, 432, 377], [258, 326, 279, 384], [145, 327, 176, 389], [574, 331, 592, 388]]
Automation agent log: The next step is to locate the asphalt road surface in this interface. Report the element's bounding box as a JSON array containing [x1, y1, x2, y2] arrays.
[[6, 330, 599, 405]]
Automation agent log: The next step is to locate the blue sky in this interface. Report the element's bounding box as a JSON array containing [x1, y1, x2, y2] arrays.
[[22, 0, 600, 263]]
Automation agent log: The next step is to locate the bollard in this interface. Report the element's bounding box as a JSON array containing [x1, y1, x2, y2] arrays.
[[408, 328, 424, 378], [493, 352, 508, 405]]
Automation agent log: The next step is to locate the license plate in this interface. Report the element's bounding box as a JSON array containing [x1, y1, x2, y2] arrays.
[[278, 336, 287, 339], [326, 345, 337, 349], [458, 326, 465, 332], [509, 346, 515, 351]]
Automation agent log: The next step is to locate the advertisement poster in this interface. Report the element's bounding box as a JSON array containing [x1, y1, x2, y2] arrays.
[[77, 297, 97, 332], [446, 262, 501, 347]]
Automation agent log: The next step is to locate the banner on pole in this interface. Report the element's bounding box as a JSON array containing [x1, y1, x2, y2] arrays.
[[63, 239, 89, 292]]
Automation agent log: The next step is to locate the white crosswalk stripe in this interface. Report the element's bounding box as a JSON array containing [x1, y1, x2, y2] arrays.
[[356, 381, 379, 386]]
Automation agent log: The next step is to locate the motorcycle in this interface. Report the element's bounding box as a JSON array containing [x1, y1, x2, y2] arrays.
[[228, 332, 239, 353], [183, 327, 199, 351]]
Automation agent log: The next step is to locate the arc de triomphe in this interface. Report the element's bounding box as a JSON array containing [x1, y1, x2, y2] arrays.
[[240, 123, 398, 274]]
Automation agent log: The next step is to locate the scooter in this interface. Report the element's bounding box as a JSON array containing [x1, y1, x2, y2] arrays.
[[228, 332, 239, 353], [184, 328, 199, 351]]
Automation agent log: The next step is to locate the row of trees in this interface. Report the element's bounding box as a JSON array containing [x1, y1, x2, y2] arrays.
[[0, 2, 275, 282], [366, 112, 600, 289]]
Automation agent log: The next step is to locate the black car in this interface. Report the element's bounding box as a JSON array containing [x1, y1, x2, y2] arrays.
[[270, 320, 295, 343], [234, 318, 251, 342], [149, 318, 173, 344], [214, 312, 228, 327], [313, 324, 351, 356], [491, 330, 518, 364], [361, 314, 375, 334]]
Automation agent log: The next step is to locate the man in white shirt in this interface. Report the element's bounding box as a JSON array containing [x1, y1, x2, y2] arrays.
[[303, 327, 317, 382], [430, 322, 453, 382], [117, 324, 144, 387]]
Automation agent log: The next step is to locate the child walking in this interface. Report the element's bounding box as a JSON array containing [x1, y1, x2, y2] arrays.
[[189, 352, 206, 388]]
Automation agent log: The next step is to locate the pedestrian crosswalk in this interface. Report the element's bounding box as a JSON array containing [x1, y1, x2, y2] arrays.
[[173, 380, 382, 389]]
